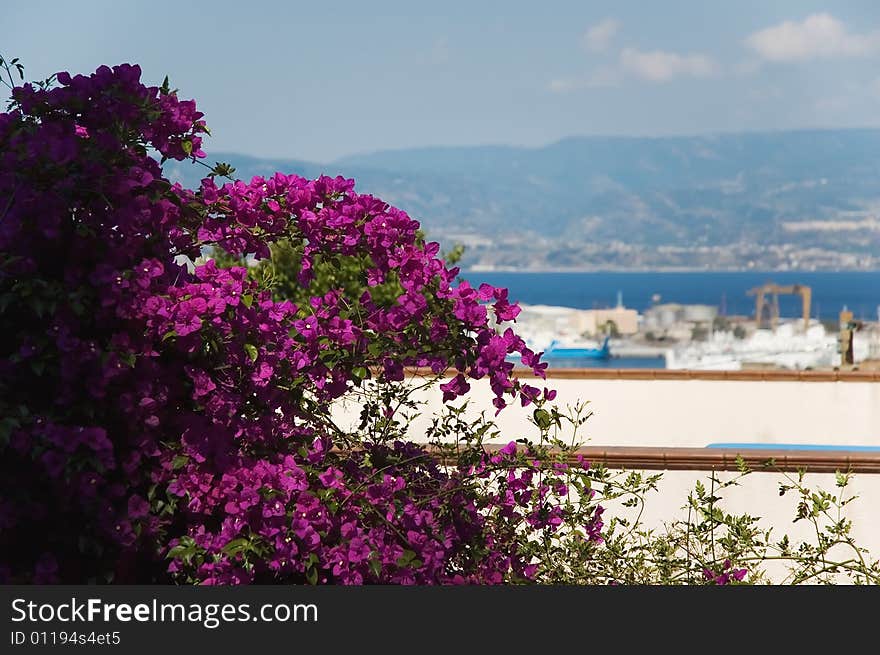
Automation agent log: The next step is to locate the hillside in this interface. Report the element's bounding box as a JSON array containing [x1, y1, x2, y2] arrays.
[[164, 129, 880, 270]]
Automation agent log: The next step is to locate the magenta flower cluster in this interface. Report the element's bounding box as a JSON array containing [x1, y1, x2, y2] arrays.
[[0, 63, 603, 584], [702, 559, 748, 585]]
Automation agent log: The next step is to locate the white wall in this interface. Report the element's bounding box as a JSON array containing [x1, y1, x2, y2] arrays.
[[328, 373, 880, 579], [332, 374, 880, 448]]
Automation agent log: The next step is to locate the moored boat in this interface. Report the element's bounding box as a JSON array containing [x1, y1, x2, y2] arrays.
[[545, 335, 611, 359]]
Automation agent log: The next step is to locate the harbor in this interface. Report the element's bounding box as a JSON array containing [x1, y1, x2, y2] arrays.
[[502, 276, 880, 371]]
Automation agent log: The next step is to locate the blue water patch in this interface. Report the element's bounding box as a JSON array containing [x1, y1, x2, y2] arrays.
[[707, 442, 880, 452], [466, 270, 880, 321]]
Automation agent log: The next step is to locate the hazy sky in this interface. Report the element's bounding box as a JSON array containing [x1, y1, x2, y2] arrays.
[[5, 1, 880, 161]]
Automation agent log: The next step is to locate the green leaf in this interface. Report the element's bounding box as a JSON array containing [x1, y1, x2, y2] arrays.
[[396, 549, 418, 567], [172, 455, 189, 470], [306, 566, 318, 585], [533, 408, 552, 430], [181, 139, 193, 156], [211, 162, 236, 178], [259, 486, 284, 500], [244, 343, 258, 362], [162, 330, 177, 341], [241, 293, 253, 308], [167, 544, 194, 559], [221, 538, 250, 556]]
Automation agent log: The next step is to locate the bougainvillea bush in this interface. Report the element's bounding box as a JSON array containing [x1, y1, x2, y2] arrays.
[[6, 59, 876, 586], [0, 60, 607, 584]]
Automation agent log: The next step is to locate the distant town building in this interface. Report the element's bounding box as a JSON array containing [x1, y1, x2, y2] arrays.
[[514, 304, 639, 338], [579, 306, 639, 336], [682, 304, 718, 323], [643, 303, 718, 331]]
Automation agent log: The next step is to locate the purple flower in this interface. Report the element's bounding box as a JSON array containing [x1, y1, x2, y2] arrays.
[[185, 366, 216, 397], [251, 361, 274, 386], [127, 495, 150, 519], [440, 374, 470, 402], [519, 384, 541, 407], [347, 538, 371, 564], [318, 467, 343, 489], [492, 288, 521, 322]]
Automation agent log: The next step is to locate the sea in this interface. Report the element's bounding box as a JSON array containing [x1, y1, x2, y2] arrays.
[[462, 270, 880, 369]]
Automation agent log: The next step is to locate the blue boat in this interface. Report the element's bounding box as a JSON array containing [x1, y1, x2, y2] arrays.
[[544, 336, 611, 359]]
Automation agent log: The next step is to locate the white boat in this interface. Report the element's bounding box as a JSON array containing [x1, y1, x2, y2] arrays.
[[666, 321, 837, 370]]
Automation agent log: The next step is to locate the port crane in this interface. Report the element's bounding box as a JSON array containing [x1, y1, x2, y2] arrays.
[[746, 283, 811, 331]]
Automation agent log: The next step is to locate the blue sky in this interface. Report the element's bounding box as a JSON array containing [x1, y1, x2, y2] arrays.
[[5, 1, 880, 161]]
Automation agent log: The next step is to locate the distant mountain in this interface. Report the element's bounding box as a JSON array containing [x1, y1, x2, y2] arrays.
[[164, 129, 880, 270]]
